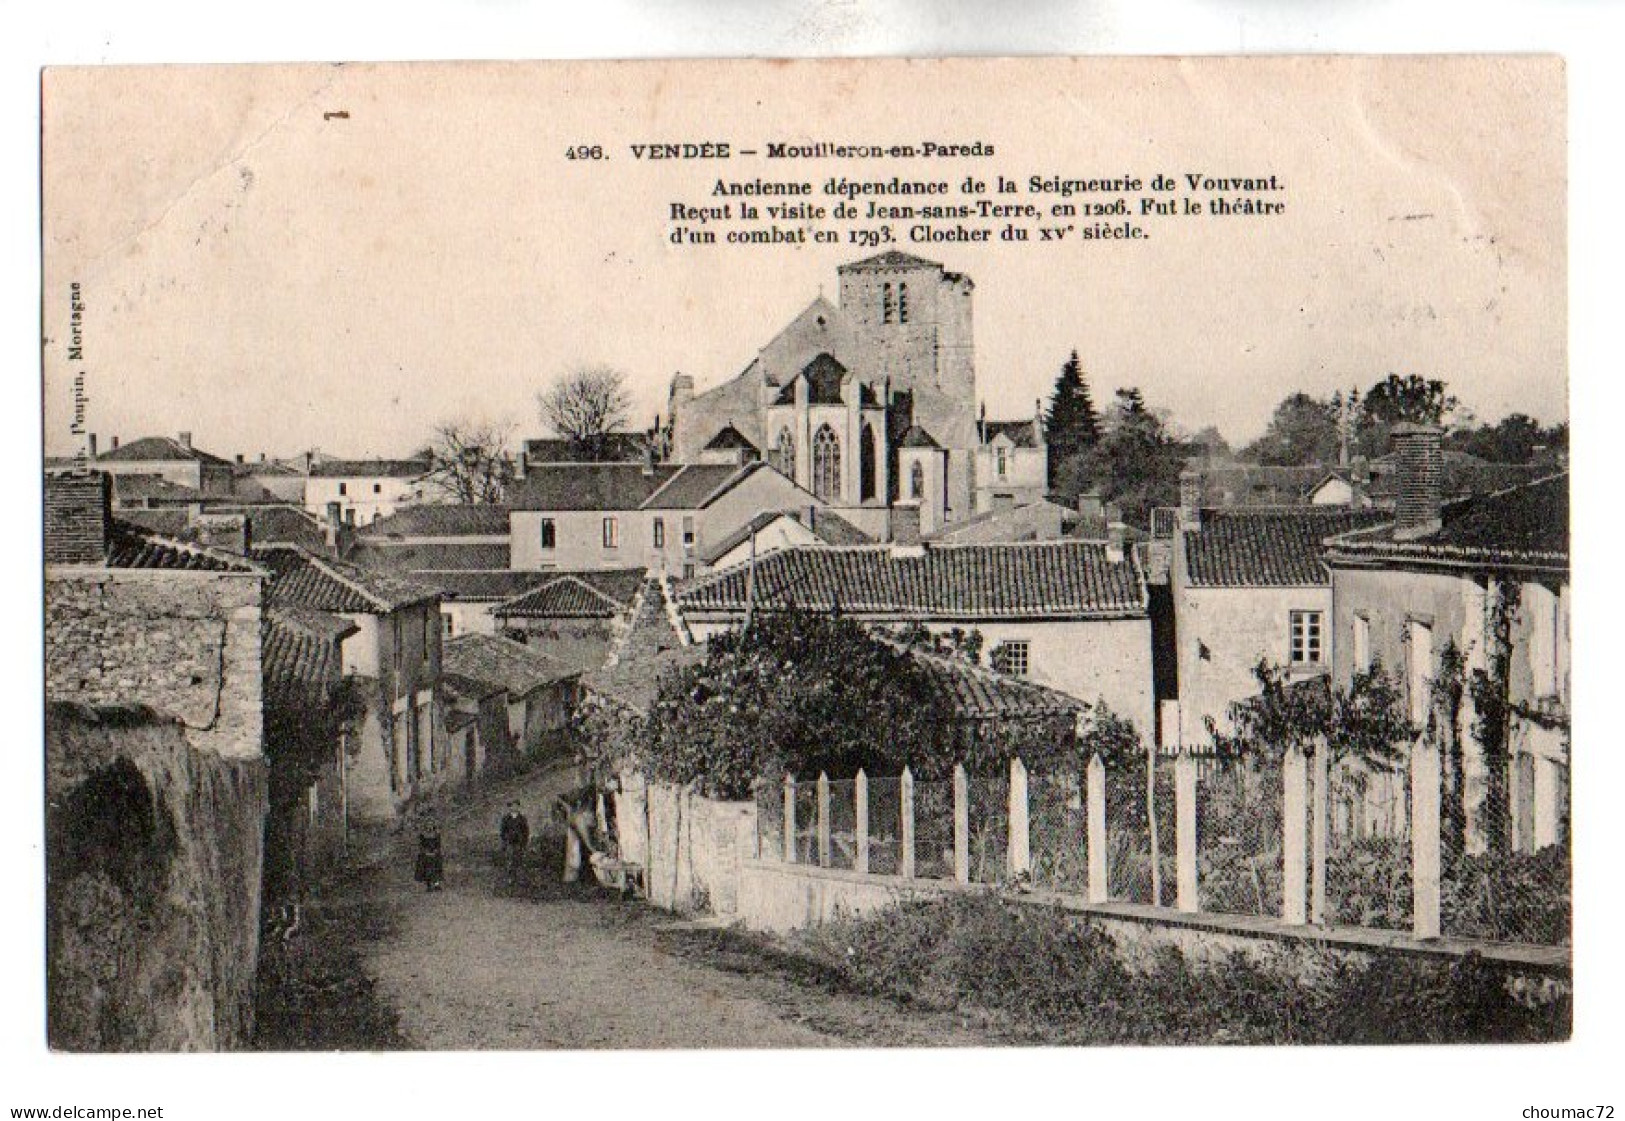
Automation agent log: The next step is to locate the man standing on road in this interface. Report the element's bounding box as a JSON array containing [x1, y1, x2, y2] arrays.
[[499, 801, 530, 880]]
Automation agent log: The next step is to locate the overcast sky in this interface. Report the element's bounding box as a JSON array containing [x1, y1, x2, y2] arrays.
[[40, 57, 1565, 460]]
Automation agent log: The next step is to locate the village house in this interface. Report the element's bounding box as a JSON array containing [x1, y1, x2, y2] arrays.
[[972, 409, 1049, 514], [85, 431, 236, 497], [508, 459, 823, 576], [43, 471, 269, 1050], [675, 537, 1155, 733], [442, 633, 583, 765], [302, 456, 432, 525], [252, 544, 446, 826], [1323, 425, 1569, 854], [699, 507, 873, 572], [1159, 469, 1388, 747], [491, 567, 647, 670]]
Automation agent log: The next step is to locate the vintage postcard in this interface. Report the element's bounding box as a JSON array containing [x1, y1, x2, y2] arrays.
[[39, 56, 1568, 1062]]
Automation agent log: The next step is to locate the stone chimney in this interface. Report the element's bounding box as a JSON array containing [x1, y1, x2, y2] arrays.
[[1390, 423, 1444, 539], [87, 433, 98, 459], [641, 442, 656, 477], [1178, 467, 1203, 531], [303, 451, 314, 475], [191, 512, 252, 556], [110, 435, 120, 450], [1106, 520, 1128, 564], [178, 431, 193, 450], [44, 471, 112, 565]]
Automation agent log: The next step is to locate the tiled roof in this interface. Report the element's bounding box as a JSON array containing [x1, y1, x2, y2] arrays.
[[109, 474, 205, 503], [104, 521, 262, 573], [263, 607, 356, 691], [581, 643, 706, 714], [113, 509, 189, 537], [897, 643, 1088, 721], [443, 633, 579, 697], [308, 458, 431, 479], [899, 425, 942, 449], [235, 505, 327, 549], [1326, 474, 1568, 572], [703, 425, 758, 452], [522, 433, 649, 464], [838, 250, 941, 272], [678, 540, 1146, 620], [698, 507, 874, 566], [494, 575, 633, 619], [348, 541, 512, 573], [253, 544, 439, 613], [96, 436, 231, 466], [409, 570, 552, 602], [641, 464, 753, 510], [442, 671, 505, 703], [509, 464, 682, 511], [982, 420, 1041, 449], [1182, 507, 1389, 588], [927, 500, 1072, 546], [358, 504, 512, 537]]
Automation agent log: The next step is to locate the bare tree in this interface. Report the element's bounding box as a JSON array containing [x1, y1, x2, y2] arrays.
[[421, 419, 515, 504], [538, 366, 633, 461]]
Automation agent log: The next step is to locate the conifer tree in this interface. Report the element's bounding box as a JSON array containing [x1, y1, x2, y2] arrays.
[[1044, 350, 1100, 486]]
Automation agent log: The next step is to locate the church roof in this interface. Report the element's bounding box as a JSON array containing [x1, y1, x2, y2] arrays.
[[838, 250, 942, 273], [983, 419, 1042, 448], [899, 425, 943, 449], [775, 353, 848, 405], [703, 424, 759, 453]]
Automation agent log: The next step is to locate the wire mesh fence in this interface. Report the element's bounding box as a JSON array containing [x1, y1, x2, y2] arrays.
[[866, 775, 903, 875], [1195, 755, 1282, 917], [756, 782, 784, 862], [966, 771, 1010, 884], [1029, 770, 1088, 893], [1324, 754, 1412, 932], [792, 780, 819, 866], [826, 779, 858, 871], [913, 779, 954, 880]]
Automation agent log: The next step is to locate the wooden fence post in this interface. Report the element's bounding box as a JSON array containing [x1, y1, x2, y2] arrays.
[[900, 766, 916, 879], [1283, 744, 1309, 925], [1008, 757, 1031, 880], [1311, 738, 1329, 924], [854, 769, 869, 875], [783, 773, 796, 865], [953, 763, 970, 884], [816, 771, 831, 868], [1175, 750, 1198, 912], [1412, 736, 1442, 939], [1087, 754, 1107, 904]]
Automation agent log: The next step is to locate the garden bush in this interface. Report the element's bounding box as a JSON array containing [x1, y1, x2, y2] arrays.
[[796, 892, 1568, 1044], [1442, 846, 1571, 946]]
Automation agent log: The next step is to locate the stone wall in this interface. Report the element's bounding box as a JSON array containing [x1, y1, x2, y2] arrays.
[[45, 703, 268, 1051], [640, 783, 755, 916], [45, 569, 264, 761]]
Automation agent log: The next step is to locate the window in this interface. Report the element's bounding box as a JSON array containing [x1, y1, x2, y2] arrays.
[[540, 518, 556, 550], [859, 423, 877, 502], [602, 517, 619, 548], [882, 282, 895, 324], [909, 460, 925, 500], [653, 517, 665, 549], [898, 282, 909, 324], [1352, 613, 1371, 673], [442, 612, 455, 638], [338, 482, 348, 496], [392, 616, 402, 675], [996, 446, 1009, 477], [1289, 610, 1324, 666], [682, 515, 695, 548], [683, 563, 696, 579], [992, 640, 1031, 678], [770, 428, 795, 478], [373, 483, 382, 494], [812, 424, 841, 502]]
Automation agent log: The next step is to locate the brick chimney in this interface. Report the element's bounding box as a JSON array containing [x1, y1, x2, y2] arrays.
[[44, 471, 112, 565], [1178, 467, 1203, 531], [1390, 423, 1444, 539]]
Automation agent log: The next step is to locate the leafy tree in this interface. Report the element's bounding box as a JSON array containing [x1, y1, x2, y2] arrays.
[[1209, 660, 1413, 770], [1044, 350, 1101, 486], [419, 419, 515, 503], [1242, 392, 1342, 466], [538, 365, 633, 461], [1357, 374, 1458, 457], [1052, 386, 1191, 526], [1448, 412, 1566, 464]]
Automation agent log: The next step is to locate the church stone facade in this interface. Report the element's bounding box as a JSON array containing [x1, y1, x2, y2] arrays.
[[668, 251, 983, 539]]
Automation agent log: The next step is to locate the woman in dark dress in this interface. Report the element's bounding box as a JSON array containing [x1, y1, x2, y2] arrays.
[[414, 817, 444, 891]]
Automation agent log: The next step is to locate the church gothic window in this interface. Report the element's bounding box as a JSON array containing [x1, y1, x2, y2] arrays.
[[812, 424, 841, 502], [771, 427, 795, 478], [860, 423, 877, 502], [910, 460, 925, 500]]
